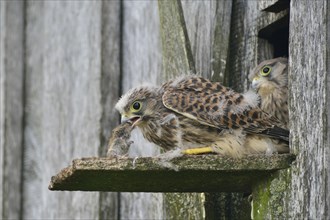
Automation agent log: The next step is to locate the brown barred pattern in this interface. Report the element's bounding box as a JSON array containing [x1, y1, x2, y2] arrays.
[[162, 76, 287, 139], [114, 75, 289, 157]]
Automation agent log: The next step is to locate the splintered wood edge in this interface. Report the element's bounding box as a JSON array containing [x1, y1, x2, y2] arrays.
[[49, 154, 295, 192]]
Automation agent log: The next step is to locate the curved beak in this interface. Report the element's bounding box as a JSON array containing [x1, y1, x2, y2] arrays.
[[121, 115, 141, 127], [251, 77, 260, 90], [121, 115, 130, 124]]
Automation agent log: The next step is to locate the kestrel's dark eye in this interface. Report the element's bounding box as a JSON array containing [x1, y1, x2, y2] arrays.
[[133, 102, 140, 110], [131, 101, 142, 112], [260, 66, 272, 76]]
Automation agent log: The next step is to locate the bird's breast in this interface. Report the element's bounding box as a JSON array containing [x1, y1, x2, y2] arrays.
[[138, 114, 224, 151]]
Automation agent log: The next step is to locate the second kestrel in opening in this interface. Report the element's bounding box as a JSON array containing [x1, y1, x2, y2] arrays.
[[249, 57, 289, 128]]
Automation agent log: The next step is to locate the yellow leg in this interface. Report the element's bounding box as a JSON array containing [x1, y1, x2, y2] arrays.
[[182, 146, 213, 155]]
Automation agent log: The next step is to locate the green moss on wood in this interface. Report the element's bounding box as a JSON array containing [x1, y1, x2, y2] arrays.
[[164, 193, 205, 219], [252, 168, 291, 219]]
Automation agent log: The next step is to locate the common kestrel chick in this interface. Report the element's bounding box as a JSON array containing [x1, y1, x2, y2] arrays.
[[114, 76, 289, 158], [249, 58, 288, 128]]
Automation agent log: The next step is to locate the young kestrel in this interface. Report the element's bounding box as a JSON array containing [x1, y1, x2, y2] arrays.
[[249, 58, 288, 128], [114, 75, 289, 158]]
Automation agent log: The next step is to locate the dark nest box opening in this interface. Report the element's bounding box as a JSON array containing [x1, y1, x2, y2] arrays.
[[262, 0, 290, 13], [258, 13, 290, 58]]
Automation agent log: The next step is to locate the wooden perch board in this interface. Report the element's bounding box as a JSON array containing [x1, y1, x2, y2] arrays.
[[49, 154, 295, 192]]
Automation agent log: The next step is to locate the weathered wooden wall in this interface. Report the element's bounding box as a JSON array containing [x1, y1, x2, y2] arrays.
[[250, 1, 329, 219], [1, 0, 329, 219], [120, 1, 164, 219], [24, 1, 104, 219], [226, 0, 288, 92], [287, 0, 329, 218], [0, 1, 122, 219], [99, 1, 122, 219], [0, 1, 25, 219]]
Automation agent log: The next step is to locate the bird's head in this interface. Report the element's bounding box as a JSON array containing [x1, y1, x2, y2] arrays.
[[115, 85, 161, 127], [249, 58, 288, 94]]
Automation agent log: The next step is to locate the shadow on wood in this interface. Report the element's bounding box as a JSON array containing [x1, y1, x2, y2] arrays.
[[49, 154, 295, 192]]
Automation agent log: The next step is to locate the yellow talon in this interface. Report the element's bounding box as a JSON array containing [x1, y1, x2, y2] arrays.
[[182, 147, 213, 155]]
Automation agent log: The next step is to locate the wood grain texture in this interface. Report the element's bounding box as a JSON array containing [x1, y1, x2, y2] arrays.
[[23, 2, 102, 219], [0, 1, 24, 219], [226, 0, 258, 91], [226, 0, 288, 91], [158, 0, 207, 219], [120, 1, 164, 219], [159, 1, 238, 218], [220, 1, 289, 218], [181, 0, 216, 78], [49, 155, 295, 192], [181, 0, 232, 82], [211, 0, 232, 82], [0, 2, 3, 217], [99, 1, 122, 219], [158, 0, 196, 79], [4, 0, 321, 218], [258, 0, 279, 10], [287, 1, 329, 218]]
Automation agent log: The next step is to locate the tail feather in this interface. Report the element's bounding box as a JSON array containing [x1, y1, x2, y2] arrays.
[[259, 126, 289, 142]]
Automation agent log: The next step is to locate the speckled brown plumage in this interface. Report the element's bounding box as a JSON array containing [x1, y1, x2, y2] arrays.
[[114, 75, 289, 157], [249, 57, 289, 128], [163, 77, 285, 134]]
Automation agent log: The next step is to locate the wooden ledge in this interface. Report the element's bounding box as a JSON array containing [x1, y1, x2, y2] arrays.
[[49, 154, 295, 192]]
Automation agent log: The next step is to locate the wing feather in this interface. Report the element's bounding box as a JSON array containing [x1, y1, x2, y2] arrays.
[[162, 76, 289, 141]]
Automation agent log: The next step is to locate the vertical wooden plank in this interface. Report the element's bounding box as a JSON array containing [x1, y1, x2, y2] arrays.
[[158, 1, 205, 219], [258, 0, 279, 10], [228, 0, 274, 91], [287, 1, 329, 218], [158, 0, 195, 79], [0, 3, 3, 217], [99, 1, 122, 219], [226, 0, 286, 91], [122, 1, 162, 90], [181, 0, 216, 78], [225, 1, 248, 91], [214, 1, 289, 218], [99, 1, 122, 157], [252, 167, 291, 219], [211, 0, 232, 82], [183, 1, 249, 219], [24, 2, 102, 218], [180, 0, 232, 82], [120, 1, 164, 219], [0, 1, 24, 219]]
